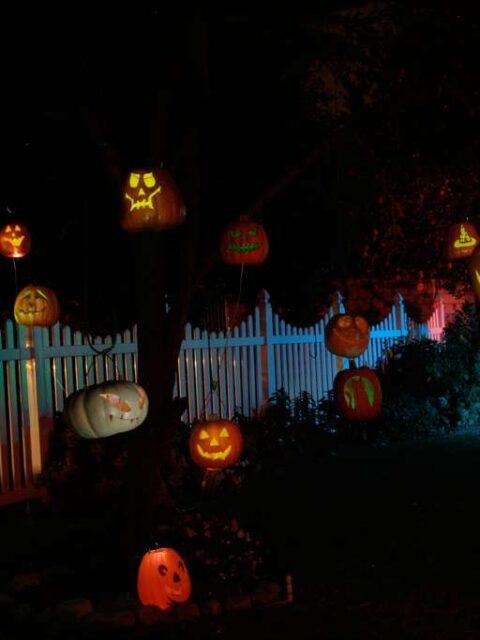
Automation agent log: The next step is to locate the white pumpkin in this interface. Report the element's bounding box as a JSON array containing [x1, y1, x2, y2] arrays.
[[65, 381, 148, 439]]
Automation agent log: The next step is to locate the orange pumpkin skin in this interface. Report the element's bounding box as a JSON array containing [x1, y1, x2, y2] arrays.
[[334, 367, 382, 421], [447, 221, 479, 260], [121, 168, 186, 232], [137, 548, 191, 611], [469, 247, 480, 299], [0, 222, 31, 258], [14, 286, 60, 327], [325, 314, 370, 358], [189, 419, 243, 470], [220, 218, 269, 265]]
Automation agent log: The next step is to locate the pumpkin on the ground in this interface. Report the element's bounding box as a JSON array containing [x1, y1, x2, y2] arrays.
[[137, 548, 191, 611], [64, 381, 148, 438], [189, 418, 243, 470]]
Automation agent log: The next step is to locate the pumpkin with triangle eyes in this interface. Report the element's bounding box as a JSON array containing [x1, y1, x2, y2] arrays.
[[0, 222, 31, 258], [325, 313, 370, 358], [14, 285, 60, 327], [137, 548, 191, 611], [120, 168, 186, 232], [220, 216, 269, 265], [189, 418, 243, 470]]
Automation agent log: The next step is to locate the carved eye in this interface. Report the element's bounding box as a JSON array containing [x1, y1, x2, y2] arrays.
[[129, 173, 140, 188], [338, 316, 352, 328], [248, 228, 258, 236], [199, 429, 209, 440], [219, 428, 229, 438], [144, 173, 156, 188], [355, 317, 368, 332], [230, 230, 241, 238], [14, 225, 21, 232], [5, 225, 11, 233], [158, 564, 168, 576]]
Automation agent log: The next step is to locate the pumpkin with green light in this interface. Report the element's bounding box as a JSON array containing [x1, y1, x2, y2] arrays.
[[220, 217, 269, 265], [14, 285, 60, 327], [137, 547, 191, 611], [334, 367, 382, 421], [120, 168, 186, 232], [447, 221, 479, 260], [325, 314, 370, 358], [0, 222, 31, 258], [64, 381, 148, 439], [189, 418, 243, 470]]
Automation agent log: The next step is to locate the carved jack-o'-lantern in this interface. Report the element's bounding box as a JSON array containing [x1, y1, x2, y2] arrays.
[[447, 222, 479, 260], [325, 314, 370, 358], [334, 367, 382, 421], [120, 168, 186, 232], [14, 285, 60, 326], [64, 381, 148, 439], [137, 547, 191, 611], [189, 418, 243, 470], [220, 216, 269, 265], [0, 222, 31, 258]]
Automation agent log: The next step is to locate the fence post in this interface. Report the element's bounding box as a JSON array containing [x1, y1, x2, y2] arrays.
[[258, 290, 275, 406], [24, 328, 43, 477], [394, 293, 408, 338], [332, 291, 348, 372]]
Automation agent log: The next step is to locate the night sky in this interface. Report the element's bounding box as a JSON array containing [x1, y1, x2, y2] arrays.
[[2, 4, 480, 331]]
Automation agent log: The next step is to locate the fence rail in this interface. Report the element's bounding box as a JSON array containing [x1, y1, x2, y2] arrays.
[[0, 290, 447, 505]]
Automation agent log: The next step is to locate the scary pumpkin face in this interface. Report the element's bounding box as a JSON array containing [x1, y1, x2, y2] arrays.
[[14, 285, 60, 327], [325, 314, 370, 358], [219, 217, 269, 266], [447, 221, 479, 260], [64, 381, 149, 439], [137, 547, 191, 611], [120, 168, 186, 232], [0, 222, 31, 258], [189, 419, 243, 470], [334, 367, 382, 421]]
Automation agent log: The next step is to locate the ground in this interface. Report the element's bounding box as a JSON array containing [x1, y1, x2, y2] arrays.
[[2, 429, 480, 638]]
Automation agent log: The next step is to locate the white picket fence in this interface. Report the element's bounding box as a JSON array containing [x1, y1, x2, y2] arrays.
[[0, 290, 446, 505]]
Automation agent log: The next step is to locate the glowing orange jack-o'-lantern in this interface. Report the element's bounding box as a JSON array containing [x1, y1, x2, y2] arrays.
[[334, 366, 382, 421], [325, 314, 370, 358], [64, 381, 149, 439], [14, 285, 60, 326], [220, 216, 269, 265], [189, 418, 243, 470], [0, 222, 31, 258], [447, 221, 479, 260], [137, 547, 191, 611], [120, 168, 186, 232]]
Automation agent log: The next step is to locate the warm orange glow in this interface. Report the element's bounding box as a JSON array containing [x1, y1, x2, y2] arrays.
[[137, 548, 191, 610], [189, 419, 243, 470], [0, 222, 31, 258], [14, 286, 60, 327]]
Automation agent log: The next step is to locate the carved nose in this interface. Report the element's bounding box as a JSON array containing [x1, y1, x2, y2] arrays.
[[173, 572, 180, 583], [138, 188, 145, 196], [210, 437, 219, 447]]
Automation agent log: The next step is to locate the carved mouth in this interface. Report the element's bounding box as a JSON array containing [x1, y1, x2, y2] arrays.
[[5, 236, 24, 247], [227, 242, 262, 252], [165, 586, 183, 597], [196, 444, 232, 460], [475, 270, 480, 286], [126, 187, 161, 211]]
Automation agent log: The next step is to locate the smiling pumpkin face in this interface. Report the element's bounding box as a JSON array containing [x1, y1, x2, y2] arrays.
[[0, 222, 31, 258], [14, 285, 60, 327], [137, 547, 191, 611], [189, 419, 243, 470], [325, 313, 370, 358]]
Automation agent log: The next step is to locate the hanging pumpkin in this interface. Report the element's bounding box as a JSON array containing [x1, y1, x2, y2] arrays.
[[120, 168, 186, 232], [325, 314, 370, 358], [447, 221, 479, 260], [14, 285, 60, 326], [189, 418, 243, 470], [0, 222, 31, 258], [64, 381, 148, 439], [219, 216, 269, 265], [334, 366, 382, 421], [137, 547, 191, 610]]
